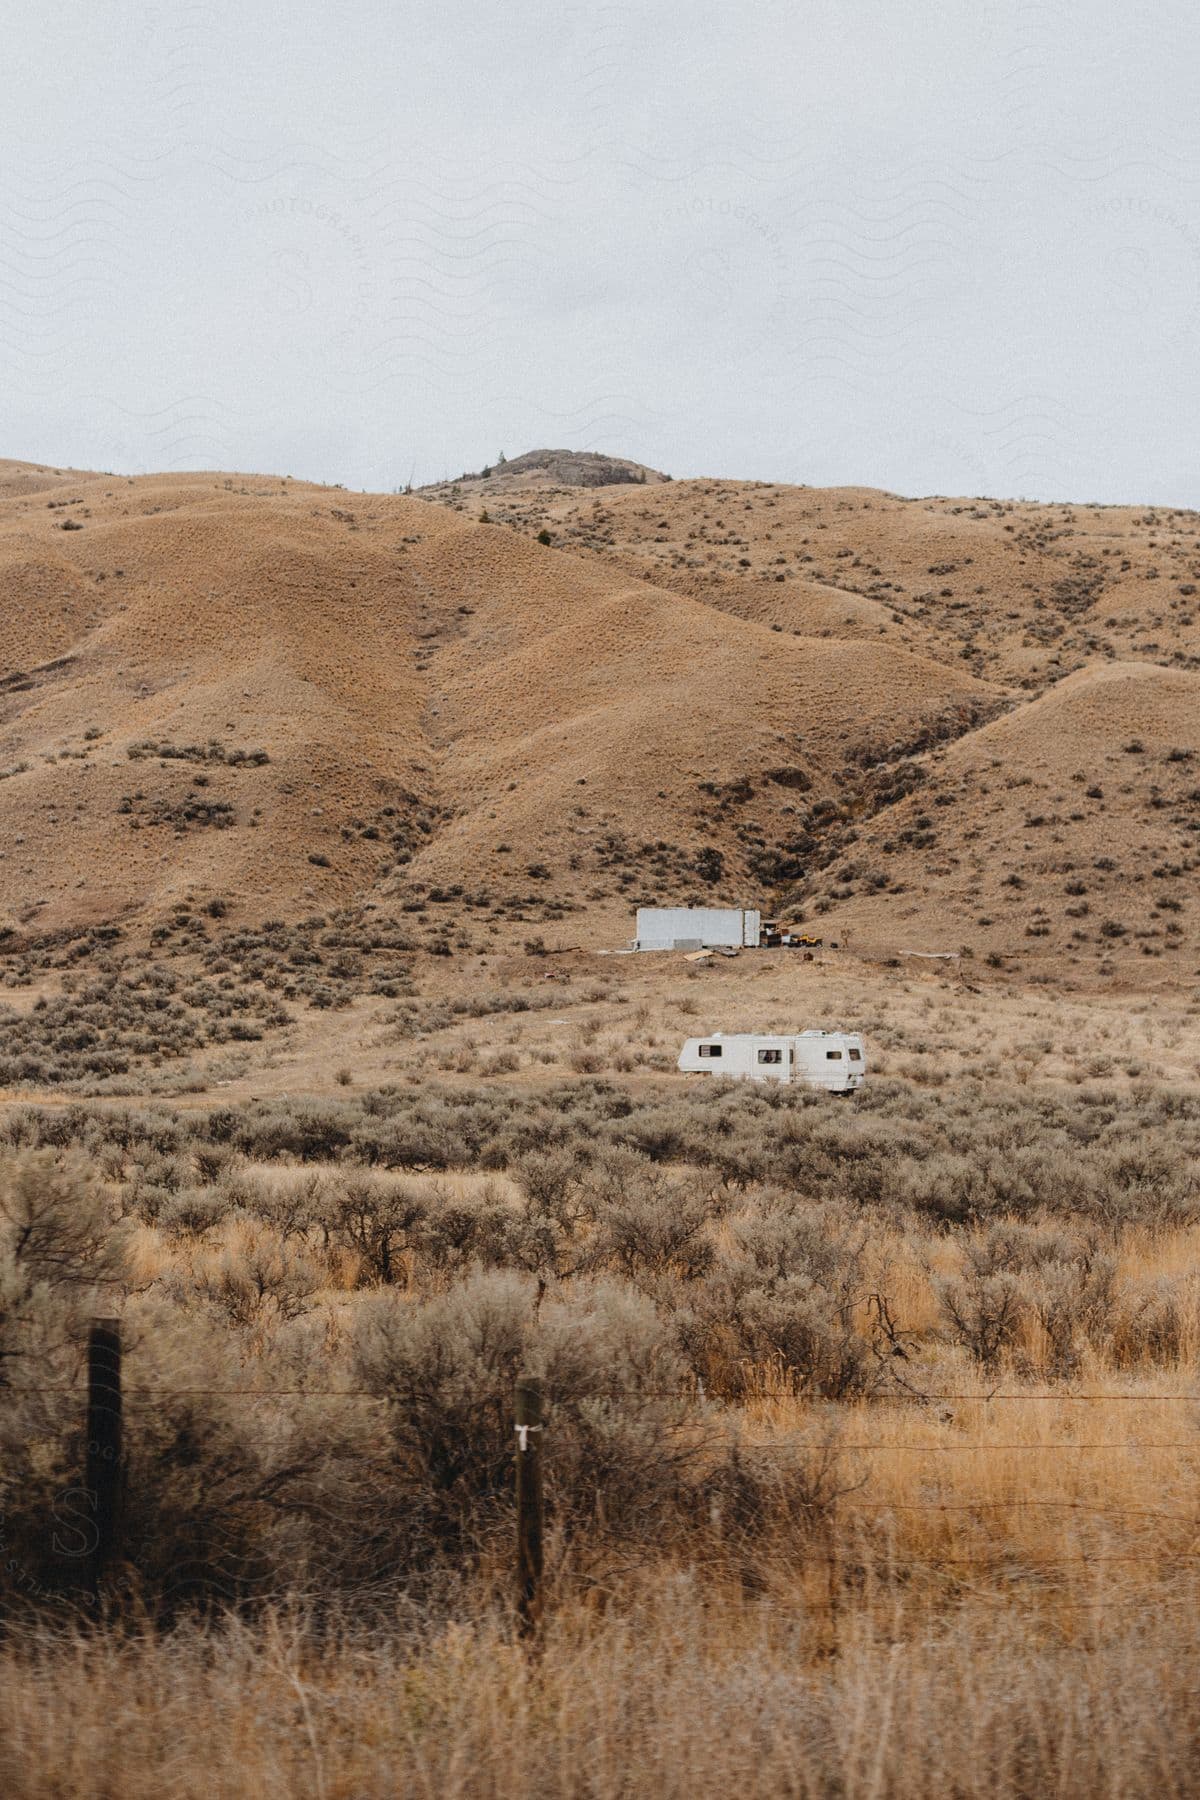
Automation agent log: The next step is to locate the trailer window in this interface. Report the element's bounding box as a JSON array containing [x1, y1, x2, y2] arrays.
[[757, 1048, 783, 1065], [698, 1044, 722, 1058], [825, 1050, 843, 1060], [848, 1048, 862, 1062]]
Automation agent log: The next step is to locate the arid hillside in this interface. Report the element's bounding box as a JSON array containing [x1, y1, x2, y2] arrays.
[[419, 447, 670, 496], [442, 472, 1200, 691], [4, 468, 1200, 1800], [0, 454, 1196, 983]]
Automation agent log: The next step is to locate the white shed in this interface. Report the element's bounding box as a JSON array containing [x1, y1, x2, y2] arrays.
[[634, 907, 761, 951]]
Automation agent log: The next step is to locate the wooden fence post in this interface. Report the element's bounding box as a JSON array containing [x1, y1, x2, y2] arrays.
[[85, 1316, 123, 1604], [514, 1375, 544, 1639]]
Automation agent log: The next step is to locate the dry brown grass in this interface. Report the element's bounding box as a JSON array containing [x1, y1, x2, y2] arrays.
[[2, 1056, 1200, 1794], [3, 1573, 1200, 1798]]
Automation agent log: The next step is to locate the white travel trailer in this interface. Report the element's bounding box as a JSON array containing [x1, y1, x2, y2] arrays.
[[634, 907, 761, 952], [677, 1030, 866, 1093]]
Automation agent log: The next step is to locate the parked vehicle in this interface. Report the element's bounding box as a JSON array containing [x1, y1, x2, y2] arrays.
[[677, 1029, 866, 1092], [761, 926, 824, 948]]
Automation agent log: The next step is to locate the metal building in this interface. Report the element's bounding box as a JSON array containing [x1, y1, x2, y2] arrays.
[[633, 907, 761, 951]]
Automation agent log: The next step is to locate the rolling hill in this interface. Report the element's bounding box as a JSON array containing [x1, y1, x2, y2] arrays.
[[0, 454, 1196, 984]]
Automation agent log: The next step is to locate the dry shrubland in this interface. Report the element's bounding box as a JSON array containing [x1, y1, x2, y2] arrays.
[[1, 1062, 1199, 1794], [4, 448, 1200, 1794]]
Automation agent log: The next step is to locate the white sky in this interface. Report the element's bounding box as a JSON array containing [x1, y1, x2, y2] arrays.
[[3, 0, 1199, 502]]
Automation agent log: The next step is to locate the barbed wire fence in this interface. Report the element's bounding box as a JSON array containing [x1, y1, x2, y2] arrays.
[[8, 1317, 1199, 1637]]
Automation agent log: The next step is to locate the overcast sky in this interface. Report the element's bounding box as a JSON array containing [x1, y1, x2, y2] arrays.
[[3, 1, 1199, 503]]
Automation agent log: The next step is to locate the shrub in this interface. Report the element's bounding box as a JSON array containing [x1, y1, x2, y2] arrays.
[[1111, 1277, 1189, 1367], [157, 1187, 230, 1237], [514, 1149, 582, 1223], [1016, 1230, 1116, 1377], [678, 1197, 877, 1400], [351, 1269, 695, 1549], [930, 1223, 1116, 1374], [584, 1158, 717, 1283], [191, 1227, 323, 1328], [0, 1153, 130, 1375], [931, 1263, 1022, 1369], [322, 1174, 430, 1285]]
